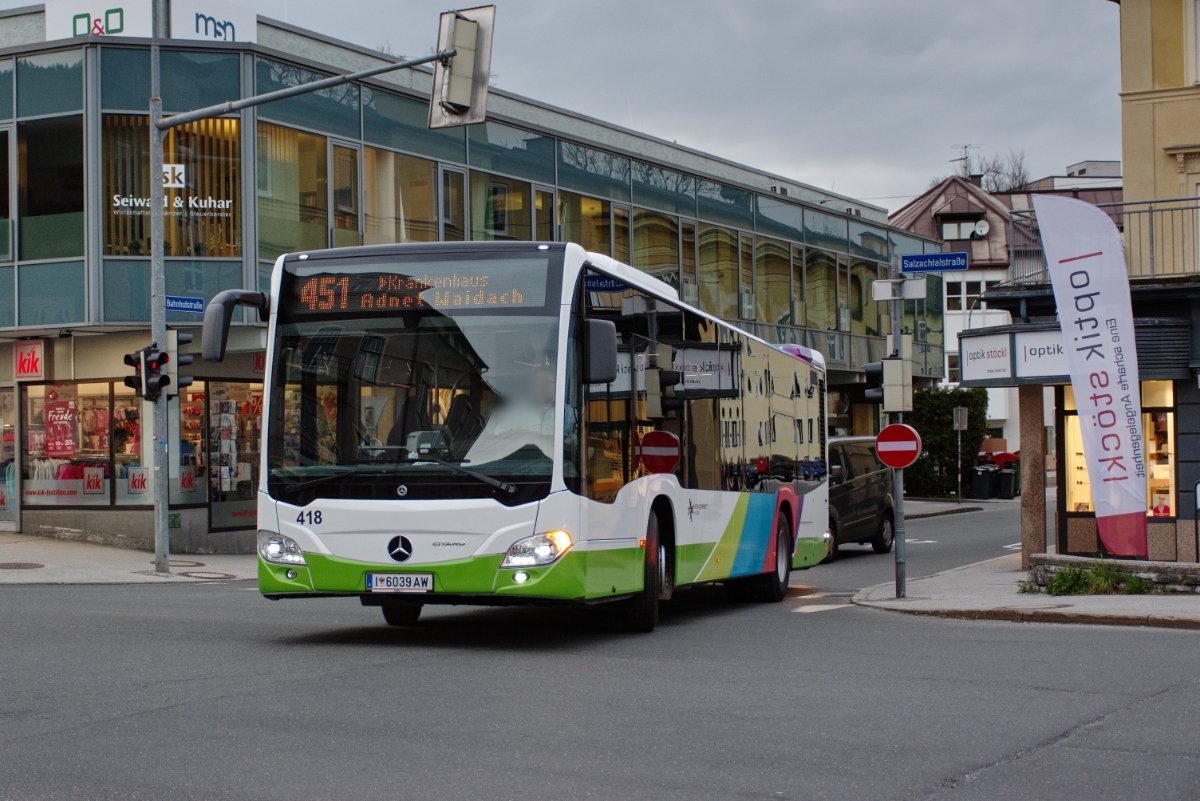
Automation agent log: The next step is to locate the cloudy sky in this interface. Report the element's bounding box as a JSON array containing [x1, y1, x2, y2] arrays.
[[16, 0, 1123, 213]]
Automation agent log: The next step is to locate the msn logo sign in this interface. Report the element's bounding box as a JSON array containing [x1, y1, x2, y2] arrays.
[[193, 12, 238, 41]]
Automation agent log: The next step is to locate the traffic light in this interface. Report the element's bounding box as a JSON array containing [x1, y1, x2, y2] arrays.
[[428, 6, 494, 128], [143, 346, 170, 401], [124, 349, 147, 397], [863, 358, 908, 413], [167, 329, 194, 395]]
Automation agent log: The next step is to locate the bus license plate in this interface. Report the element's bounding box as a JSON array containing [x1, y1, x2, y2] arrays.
[[366, 573, 434, 593]]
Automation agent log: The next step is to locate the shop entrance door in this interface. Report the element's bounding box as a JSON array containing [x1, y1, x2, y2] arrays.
[[533, 185, 555, 242], [0, 386, 18, 530], [329, 141, 362, 249], [439, 166, 467, 241]]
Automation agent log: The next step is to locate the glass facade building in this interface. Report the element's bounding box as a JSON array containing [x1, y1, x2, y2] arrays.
[[0, 15, 938, 548]]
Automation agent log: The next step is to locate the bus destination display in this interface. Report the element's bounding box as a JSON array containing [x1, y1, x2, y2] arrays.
[[286, 259, 547, 315]]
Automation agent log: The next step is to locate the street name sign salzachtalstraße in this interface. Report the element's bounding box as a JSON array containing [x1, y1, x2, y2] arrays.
[[875, 424, 923, 470], [165, 295, 205, 313], [900, 252, 968, 273]]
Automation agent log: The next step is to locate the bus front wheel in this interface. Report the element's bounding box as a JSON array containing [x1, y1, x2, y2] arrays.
[[382, 604, 422, 626], [624, 514, 661, 632]]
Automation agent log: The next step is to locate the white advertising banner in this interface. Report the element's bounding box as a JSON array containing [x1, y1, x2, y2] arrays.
[[45, 0, 152, 39], [960, 332, 1011, 383], [171, 0, 257, 43], [1033, 194, 1146, 557]]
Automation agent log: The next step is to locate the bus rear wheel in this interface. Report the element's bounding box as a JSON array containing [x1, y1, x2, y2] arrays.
[[623, 514, 661, 632], [751, 515, 791, 603], [382, 604, 422, 626]]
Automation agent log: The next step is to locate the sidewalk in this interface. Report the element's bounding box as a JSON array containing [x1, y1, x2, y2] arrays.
[[853, 554, 1200, 630], [0, 532, 257, 584], [904, 498, 993, 520]]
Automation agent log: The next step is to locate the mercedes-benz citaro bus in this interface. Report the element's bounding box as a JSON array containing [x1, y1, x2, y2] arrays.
[[202, 242, 831, 632]]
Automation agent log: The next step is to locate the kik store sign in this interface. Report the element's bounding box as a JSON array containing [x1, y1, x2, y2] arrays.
[[45, 0, 257, 43]]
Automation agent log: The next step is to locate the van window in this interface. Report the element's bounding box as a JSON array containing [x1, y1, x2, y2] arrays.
[[829, 445, 850, 478]]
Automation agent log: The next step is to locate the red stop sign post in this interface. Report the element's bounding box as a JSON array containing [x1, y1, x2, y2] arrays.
[[876, 424, 922, 598], [635, 431, 680, 474]]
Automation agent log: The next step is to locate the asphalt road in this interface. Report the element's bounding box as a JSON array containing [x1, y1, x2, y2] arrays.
[[3, 504, 1197, 801]]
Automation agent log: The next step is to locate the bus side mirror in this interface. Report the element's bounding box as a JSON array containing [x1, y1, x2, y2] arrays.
[[202, 290, 270, 362], [583, 318, 617, 384]]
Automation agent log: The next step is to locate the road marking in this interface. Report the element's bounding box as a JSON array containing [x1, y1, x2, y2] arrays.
[[1003, 542, 1022, 551], [793, 604, 850, 614], [906, 539, 938, 544]]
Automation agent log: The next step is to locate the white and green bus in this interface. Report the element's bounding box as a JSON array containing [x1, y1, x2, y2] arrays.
[[204, 242, 831, 631]]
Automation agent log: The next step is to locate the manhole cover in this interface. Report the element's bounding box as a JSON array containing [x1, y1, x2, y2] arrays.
[[148, 560, 206, 568], [0, 562, 44, 569], [180, 571, 237, 580]]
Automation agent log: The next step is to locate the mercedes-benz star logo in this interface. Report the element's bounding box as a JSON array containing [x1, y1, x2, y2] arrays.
[[387, 535, 413, 563], [396, 485, 408, 497]]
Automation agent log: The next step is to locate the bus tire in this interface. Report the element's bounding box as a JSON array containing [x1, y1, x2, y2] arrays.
[[751, 514, 791, 603], [624, 514, 661, 632], [382, 604, 422, 626]]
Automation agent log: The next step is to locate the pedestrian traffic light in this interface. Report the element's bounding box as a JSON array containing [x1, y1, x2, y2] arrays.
[[167, 329, 194, 395], [428, 6, 495, 128], [143, 346, 170, 401]]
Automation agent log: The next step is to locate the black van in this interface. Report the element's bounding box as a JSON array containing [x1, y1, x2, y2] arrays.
[[826, 436, 895, 560]]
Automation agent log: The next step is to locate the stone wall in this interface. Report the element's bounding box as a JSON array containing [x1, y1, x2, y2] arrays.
[[1028, 553, 1200, 593]]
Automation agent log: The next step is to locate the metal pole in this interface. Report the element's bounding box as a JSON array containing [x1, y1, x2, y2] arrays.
[[957, 428, 962, 504], [149, 10, 169, 574], [890, 255, 905, 597]]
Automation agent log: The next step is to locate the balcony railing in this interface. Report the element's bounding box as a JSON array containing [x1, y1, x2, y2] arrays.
[[1009, 197, 1200, 285]]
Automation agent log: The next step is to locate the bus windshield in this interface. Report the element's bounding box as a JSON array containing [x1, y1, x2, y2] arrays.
[[266, 250, 562, 506]]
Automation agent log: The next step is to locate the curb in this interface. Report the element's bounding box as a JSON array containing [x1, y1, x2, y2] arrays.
[[851, 602, 1200, 630], [906, 506, 983, 520]]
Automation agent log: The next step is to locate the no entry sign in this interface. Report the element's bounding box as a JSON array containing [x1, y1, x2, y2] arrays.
[[635, 431, 680, 474], [875, 424, 922, 470]]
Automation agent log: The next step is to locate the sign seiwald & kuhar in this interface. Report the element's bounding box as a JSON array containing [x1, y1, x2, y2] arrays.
[[1033, 195, 1146, 557]]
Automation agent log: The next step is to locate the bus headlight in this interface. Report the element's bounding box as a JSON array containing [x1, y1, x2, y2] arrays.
[[502, 530, 572, 568], [258, 530, 307, 566]]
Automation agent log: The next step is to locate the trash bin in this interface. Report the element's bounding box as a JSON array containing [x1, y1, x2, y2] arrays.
[[1005, 460, 1021, 496], [998, 469, 1016, 500], [973, 464, 999, 500]]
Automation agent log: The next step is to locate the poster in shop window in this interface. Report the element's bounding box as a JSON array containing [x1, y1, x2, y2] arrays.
[[44, 399, 78, 459], [1033, 194, 1147, 557]]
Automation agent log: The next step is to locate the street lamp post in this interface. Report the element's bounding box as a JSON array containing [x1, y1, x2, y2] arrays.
[[143, 3, 490, 573]]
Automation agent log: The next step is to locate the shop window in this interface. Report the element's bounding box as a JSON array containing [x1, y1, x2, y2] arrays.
[[257, 122, 328, 262], [101, 48, 240, 113], [698, 223, 737, 319], [535, 189, 554, 242], [0, 265, 12, 327], [557, 142, 630, 203], [20, 261, 84, 326], [755, 237, 790, 328], [756, 195, 803, 242], [925, 273, 944, 346], [208, 382, 263, 530], [889, 231, 923, 258], [849, 258, 880, 336], [442, 170, 465, 242], [559, 191, 610, 255], [467, 122, 555, 185], [363, 147, 437, 245], [614, 207, 630, 263], [362, 87, 465, 163], [804, 208, 849, 253], [681, 222, 697, 307], [805, 248, 837, 331], [0, 59, 12, 120], [470, 171, 530, 241], [791, 245, 806, 327], [739, 234, 753, 321], [102, 114, 242, 257], [1064, 380, 1176, 519], [850, 221, 889, 260], [23, 383, 117, 507], [331, 146, 359, 248], [632, 209, 680, 291], [697, 180, 752, 230], [171, 384, 206, 505], [632, 162, 694, 216], [18, 116, 84, 261], [256, 58, 359, 140], [16, 50, 82, 118], [0, 388, 13, 522]]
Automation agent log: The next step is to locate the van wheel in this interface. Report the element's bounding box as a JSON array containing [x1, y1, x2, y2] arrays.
[[382, 604, 422, 626], [872, 514, 895, 554], [749, 514, 791, 602], [624, 514, 661, 632]]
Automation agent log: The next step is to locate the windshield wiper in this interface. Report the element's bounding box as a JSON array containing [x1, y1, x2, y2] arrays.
[[275, 467, 361, 494], [414, 457, 517, 495]]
